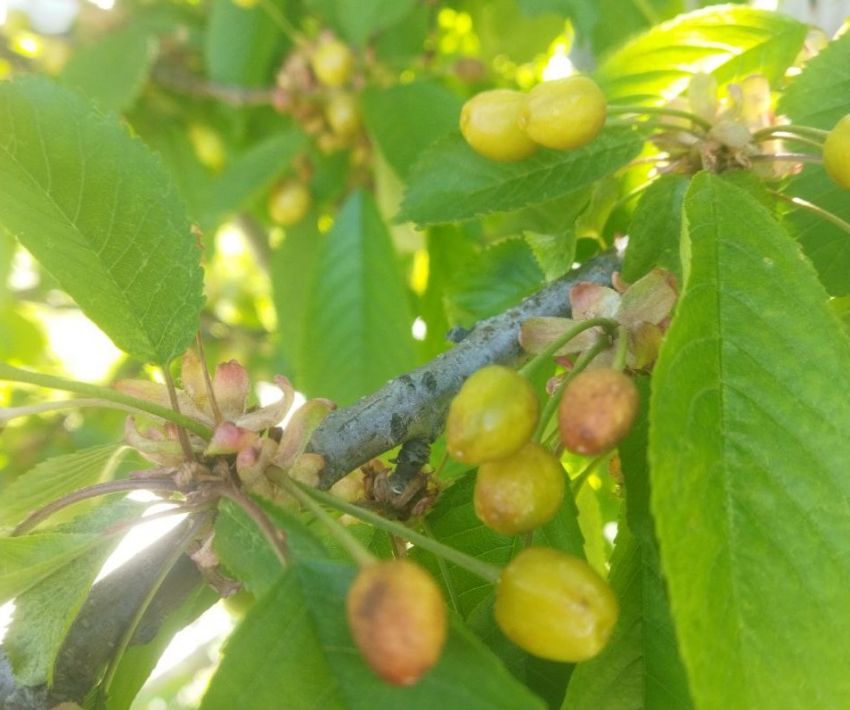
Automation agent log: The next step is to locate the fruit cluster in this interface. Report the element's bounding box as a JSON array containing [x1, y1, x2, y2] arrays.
[[443, 362, 635, 661], [266, 32, 367, 227], [459, 75, 607, 162]]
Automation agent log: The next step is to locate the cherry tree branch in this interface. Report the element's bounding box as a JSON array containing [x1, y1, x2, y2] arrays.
[[0, 251, 620, 708], [309, 250, 621, 488]]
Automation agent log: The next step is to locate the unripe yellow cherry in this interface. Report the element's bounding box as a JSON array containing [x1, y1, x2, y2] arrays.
[[459, 89, 538, 162], [824, 114, 850, 190], [474, 442, 565, 535], [519, 76, 607, 150], [495, 547, 618, 662], [310, 38, 354, 88], [268, 180, 311, 227], [324, 92, 361, 141], [446, 365, 539, 465]]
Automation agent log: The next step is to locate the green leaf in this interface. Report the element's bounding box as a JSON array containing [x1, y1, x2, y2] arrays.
[[650, 173, 850, 709], [204, 0, 288, 86], [200, 559, 547, 710], [597, 7, 807, 102], [562, 521, 693, 710], [777, 33, 850, 296], [59, 25, 156, 113], [463, 0, 566, 63], [777, 32, 850, 131], [411, 472, 584, 618], [0, 444, 131, 533], [622, 174, 689, 282], [306, 0, 418, 47], [0, 500, 142, 604], [564, 378, 693, 710], [361, 81, 463, 180], [3, 499, 142, 684], [398, 127, 642, 227], [445, 239, 543, 328], [590, 0, 682, 57], [298, 190, 417, 405], [270, 207, 324, 377], [202, 129, 306, 229], [213, 498, 327, 598], [519, 0, 599, 37], [0, 77, 204, 364], [415, 223, 480, 360], [104, 583, 217, 710]]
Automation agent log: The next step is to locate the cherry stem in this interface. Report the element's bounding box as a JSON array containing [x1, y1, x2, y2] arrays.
[[259, 0, 301, 43], [196, 333, 224, 425], [613, 325, 629, 372], [518, 317, 619, 381], [0, 363, 213, 439], [769, 190, 850, 237], [609, 178, 657, 215], [607, 118, 704, 141], [533, 337, 611, 445], [280, 477, 376, 568], [748, 153, 823, 165], [102, 512, 212, 696], [12, 478, 186, 536], [607, 104, 713, 131], [293, 481, 502, 584], [752, 131, 824, 151], [752, 124, 829, 143], [162, 367, 197, 462]]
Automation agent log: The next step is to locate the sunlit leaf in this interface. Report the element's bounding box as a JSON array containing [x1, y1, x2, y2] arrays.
[[0, 444, 132, 533], [0, 77, 204, 364], [3, 500, 143, 684], [597, 6, 806, 102], [650, 173, 850, 709]]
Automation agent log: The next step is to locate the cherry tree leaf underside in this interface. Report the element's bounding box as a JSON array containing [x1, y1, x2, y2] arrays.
[[649, 173, 850, 710], [597, 6, 806, 102], [0, 77, 204, 365], [398, 127, 642, 227], [200, 559, 546, 710]]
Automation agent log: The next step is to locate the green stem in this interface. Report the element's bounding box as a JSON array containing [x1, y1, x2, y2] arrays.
[[613, 325, 629, 372], [769, 190, 850, 237], [13, 478, 185, 535], [752, 131, 824, 152], [294, 482, 502, 584], [259, 0, 301, 43], [533, 338, 611, 444], [609, 178, 657, 215], [101, 512, 211, 695], [749, 153, 822, 165], [281, 477, 375, 567], [607, 104, 713, 132], [607, 117, 704, 141], [752, 124, 829, 143], [0, 363, 213, 439], [518, 317, 618, 380]]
